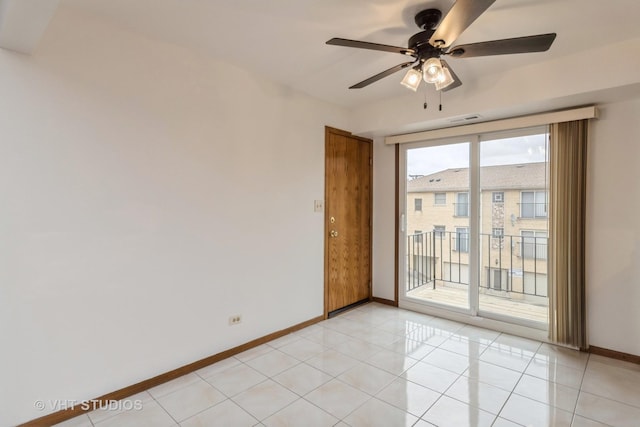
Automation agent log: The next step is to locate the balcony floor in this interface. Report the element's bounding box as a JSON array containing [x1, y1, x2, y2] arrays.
[[407, 284, 548, 324]]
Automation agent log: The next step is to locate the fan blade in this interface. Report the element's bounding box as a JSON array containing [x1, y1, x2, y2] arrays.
[[447, 33, 556, 58], [327, 38, 416, 56], [440, 60, 462, 92], [349, 61, 416, 89], [429, 0, 496, 48]]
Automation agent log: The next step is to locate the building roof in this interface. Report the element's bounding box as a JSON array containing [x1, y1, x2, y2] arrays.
[[408, 162, 547, 193]]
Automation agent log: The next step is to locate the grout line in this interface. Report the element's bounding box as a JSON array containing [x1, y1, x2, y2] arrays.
[[569, 351, 591, 425], [485, 331, 534, 425]]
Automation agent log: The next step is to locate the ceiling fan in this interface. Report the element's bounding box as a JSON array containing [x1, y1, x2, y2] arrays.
[[326, 0, 556, 92]]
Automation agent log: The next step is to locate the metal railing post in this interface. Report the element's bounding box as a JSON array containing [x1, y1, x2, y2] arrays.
[[432, 231, 436, 289]]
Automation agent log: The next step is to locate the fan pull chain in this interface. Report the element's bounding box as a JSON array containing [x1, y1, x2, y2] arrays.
[[439, 90, 443, 111], [423, 86, 428, 110]]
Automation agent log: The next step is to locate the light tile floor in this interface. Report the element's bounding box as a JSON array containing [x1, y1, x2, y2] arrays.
[[55, 303, 640, 427]]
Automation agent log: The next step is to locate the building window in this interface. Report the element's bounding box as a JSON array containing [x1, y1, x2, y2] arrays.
[[434, 225, 445, 238], [492, 192, 504, 203], [414, 230, 423, 245], [434, 192, 446, 205], [455, 192, 469, 217], [522, 230, 548, 259], [521, 191, 547, 218], [455, 227, 469, 253], [492, 227, 504, 238], [415, 198, 422, 211]]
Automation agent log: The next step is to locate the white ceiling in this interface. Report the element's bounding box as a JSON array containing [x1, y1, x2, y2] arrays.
[[58, 0, 640, 109]]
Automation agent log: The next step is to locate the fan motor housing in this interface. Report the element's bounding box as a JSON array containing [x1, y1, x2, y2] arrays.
[[409, 31, 442, 61], [414, 9, 442, 31], [410, 9, 444, 61]]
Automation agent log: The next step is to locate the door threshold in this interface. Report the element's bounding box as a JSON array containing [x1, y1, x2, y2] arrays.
[[328, 298, 370, 318], [399, 297, 549, 343]]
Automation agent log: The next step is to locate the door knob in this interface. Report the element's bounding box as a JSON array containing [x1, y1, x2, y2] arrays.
[[330, 230, 339, 238]]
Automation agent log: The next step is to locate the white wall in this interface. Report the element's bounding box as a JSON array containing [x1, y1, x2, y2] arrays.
[[372, 138, 395, 301], [587, 97, 640, 356], [0, 6, 348, 426]]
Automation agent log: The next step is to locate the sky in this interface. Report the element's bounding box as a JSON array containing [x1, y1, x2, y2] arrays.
[[407, 132, 549, 177]]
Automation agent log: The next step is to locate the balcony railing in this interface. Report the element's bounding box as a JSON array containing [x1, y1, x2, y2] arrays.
[[407, 231, 548, 298]]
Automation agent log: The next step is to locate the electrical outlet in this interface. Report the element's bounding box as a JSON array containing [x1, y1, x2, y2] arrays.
[[228, 315, 242, 325]]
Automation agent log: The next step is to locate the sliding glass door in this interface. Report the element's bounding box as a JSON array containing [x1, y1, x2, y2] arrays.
[[478, 132, 549, 324], [405, 141, 470, 311], [400, 128, 549, 329]]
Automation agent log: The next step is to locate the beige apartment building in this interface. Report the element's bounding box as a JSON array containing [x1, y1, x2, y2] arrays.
[[406, 162, 549, 305]]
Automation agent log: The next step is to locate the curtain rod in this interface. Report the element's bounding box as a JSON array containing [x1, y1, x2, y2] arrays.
[[385, 106, 598, 145]]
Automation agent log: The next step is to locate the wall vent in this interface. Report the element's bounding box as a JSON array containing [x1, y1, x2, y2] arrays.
[[449, 114, 482, 123]]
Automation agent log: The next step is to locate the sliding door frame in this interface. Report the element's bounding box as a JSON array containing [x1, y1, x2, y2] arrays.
[[397, 127, 550, 340], [398, 135, 478, 318]]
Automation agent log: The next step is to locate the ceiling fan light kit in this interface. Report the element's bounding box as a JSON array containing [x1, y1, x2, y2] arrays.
[[326, 0, 556, 95], [422, 57, 444, 83], [400, 67, 422, 91], [435, 64, 455, 90]]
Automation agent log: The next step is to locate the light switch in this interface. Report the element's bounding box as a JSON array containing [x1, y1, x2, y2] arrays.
[[314, 200, 324, 212]]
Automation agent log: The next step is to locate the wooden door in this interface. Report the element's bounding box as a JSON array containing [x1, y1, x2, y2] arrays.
[[324, 127, 372, 316]]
